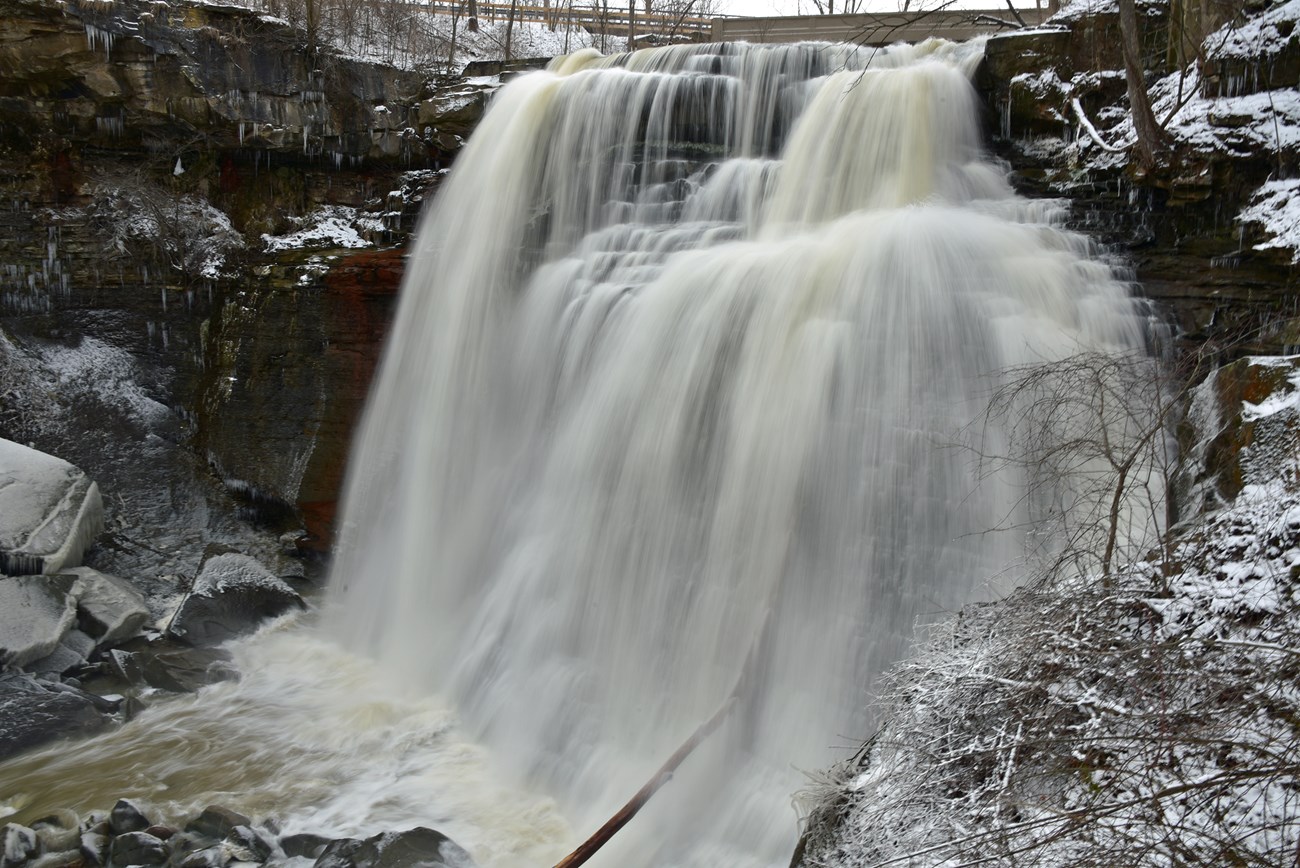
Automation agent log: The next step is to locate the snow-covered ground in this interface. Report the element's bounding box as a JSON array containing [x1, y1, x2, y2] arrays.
[[796, 356, 1300, 867]]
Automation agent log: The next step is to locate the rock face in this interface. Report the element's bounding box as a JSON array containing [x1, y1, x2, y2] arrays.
[[0, 0, 501, 557], [0, 439, 104, 576], [976, 4, 1298, 355], [1178, 354, 1300, 518]]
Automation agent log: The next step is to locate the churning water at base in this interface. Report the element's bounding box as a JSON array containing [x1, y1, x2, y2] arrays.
[[1, 39, 1154, 868]]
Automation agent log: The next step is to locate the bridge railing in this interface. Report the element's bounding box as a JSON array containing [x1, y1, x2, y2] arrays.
[[709, 8, 1048, 45], [425, 0, 715, 39]]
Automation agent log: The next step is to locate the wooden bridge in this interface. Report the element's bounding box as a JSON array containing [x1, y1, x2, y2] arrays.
[[434, 3, 1049, 46], [709, 8, 1049, 45]]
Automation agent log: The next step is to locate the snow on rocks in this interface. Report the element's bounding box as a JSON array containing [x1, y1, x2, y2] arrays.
[[0, 439, 104, 576], [0, 575, 82, 670], [1207, 0, 1300, 60], [261, 206, 375, 253], [1239, 178, 1300, 263], [70, 567, 151, 648], [165, 553, 304, 646]]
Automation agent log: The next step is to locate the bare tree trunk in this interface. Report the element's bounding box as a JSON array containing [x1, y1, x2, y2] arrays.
[[505, 0, 517, 60], [1118, 0, 1163, 169], [466, 0, 479, 32], [627, 0, 635, 46], [448, 1, 460, 72], [543, 0, 554, 31]]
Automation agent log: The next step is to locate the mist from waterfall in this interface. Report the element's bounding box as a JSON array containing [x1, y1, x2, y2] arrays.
[[322, 39, 1153, 868]]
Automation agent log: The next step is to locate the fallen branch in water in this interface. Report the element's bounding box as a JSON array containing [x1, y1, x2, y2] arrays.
[[552, 611, 772, 868], [552, 695, 737, 868]]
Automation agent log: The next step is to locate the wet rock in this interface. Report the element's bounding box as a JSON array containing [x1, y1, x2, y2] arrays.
[[0, 673, 111, 761], [108, 830, 167, 866], [0, 439, 105, 576], [281, 834, 332, 860], [106, 644, 238, 694], [0, 575, 81, 669], [312, 839, 362, 868], [226, 827, 273, 862], [1, 824, 41, 868], [143, 826, 175, 841], [165, 554, 304, 646], [70, 568, 150, 648], [108, 799, 151, 836], [184, 808, 250, 843], [177, 846, 228, 868], [79, 829, 109, 867], [314, 829, 474, 868]]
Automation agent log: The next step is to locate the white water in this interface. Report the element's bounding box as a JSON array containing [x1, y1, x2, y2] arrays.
[[0, 39, 1154, 868], [323, 38, 1151, 868]]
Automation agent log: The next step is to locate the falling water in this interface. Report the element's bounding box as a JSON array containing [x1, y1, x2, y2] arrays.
[[325, 38, 1150, 868], [0, 39, 1154, 868]]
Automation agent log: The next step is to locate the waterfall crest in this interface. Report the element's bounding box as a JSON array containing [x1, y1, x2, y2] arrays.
[[325, 40, 1152, 867]]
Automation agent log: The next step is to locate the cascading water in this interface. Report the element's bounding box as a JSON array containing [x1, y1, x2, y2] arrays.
[[0, 38, 1156, 868], [324, 38, 1151, 867]]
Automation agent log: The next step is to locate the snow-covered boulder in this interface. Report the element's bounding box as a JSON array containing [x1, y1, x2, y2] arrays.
[[166, 553, 304, 646], [67, 566, 151, 648], [0, 574, 82, 669], [0, 439, 104, 576]]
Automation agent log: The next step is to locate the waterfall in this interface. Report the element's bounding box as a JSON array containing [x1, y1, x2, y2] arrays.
[[323, 40, 1151, 867]]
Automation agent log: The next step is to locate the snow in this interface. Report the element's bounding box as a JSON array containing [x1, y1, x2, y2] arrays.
[[1207, 0, 1300, 60], [0, 439, 104, 577], [191, 553, 294, 597], [36, 337, 172, 429], [1239, 178, 1300, 263], [261, 206, 374, 252], [797, 355, 1300, 867]]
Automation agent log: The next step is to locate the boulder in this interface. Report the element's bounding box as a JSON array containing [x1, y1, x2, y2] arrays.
[[166, 554, 304, 646], [29, 813, 80, 854], [1, 824, 40, 868], [108, 831, 168, 866], [0, 439, 104, 576], [0, 575, 81, 669], [313, 829, 474, 868], [281, 834, 332, 860], [106, 645, 238, 693], [0, 673, 113, 760], [69, 567, 151, 647], [24, 628, 96, 677], [184, 807, 250, 842], [108, 799, 152, 836]]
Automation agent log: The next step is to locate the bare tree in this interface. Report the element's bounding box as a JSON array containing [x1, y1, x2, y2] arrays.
[[1118, 0, 1164, 169]]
